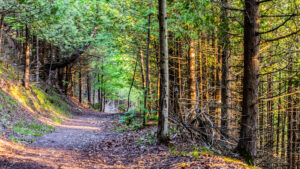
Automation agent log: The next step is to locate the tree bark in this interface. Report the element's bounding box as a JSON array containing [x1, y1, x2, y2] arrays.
[[236, 0, 260, 162], [198, 33, 202, 109], [36, 36, 40, 82], [79, 69, 82, 103], [220, 0, 231, 138], [87, 72, 91, 106], [23, 25, 30, 89], [157, 0, 169, 143], [276, 71, 281, 155], [144, 0, 152, 126], [287, 57, 294, 168], [98, 73, 102, 111], [188, 39, 197, 109], [0, 12, 5, 59], [267, 74, 273, 151]]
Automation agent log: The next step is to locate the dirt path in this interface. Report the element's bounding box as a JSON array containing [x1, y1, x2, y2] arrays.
[[32, 112, 113, 152], [0, 109, 122, 169], [0, 109, 249, 169]]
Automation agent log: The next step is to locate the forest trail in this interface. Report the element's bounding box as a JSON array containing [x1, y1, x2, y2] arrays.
[[1, 107, 250, 169], [1, 108, 123, 169]]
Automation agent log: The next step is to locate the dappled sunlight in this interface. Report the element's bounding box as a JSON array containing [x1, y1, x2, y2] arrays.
[[0, 137, 93, 169], [4, 85, 67, 126], [55, 123, 101, 131]]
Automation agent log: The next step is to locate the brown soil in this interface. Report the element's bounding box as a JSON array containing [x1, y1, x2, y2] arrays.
[[0, 108, 249, 169]]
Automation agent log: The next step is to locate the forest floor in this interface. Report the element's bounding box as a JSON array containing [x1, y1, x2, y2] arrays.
[[0, 105, 253, 169]]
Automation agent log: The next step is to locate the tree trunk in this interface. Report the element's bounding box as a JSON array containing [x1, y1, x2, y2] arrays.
[[259, 81, 264, 149], [70, 70, 74, 96], [203, 35, 209, 103], [79, 70, 82, 103], [287, 58, 294, 168], [140, 49, 147, 125], [36, 37, 40, 82], [98, 73, 102, 111], [101, 61, 105, 112], [144, 0, 152, 126], [276, 71, 281, 155], [157, 0, 169, 143], [220, 0, 231, 138], [188, 39, 197, 109], [64, 65, 70, 95], [237, 0, 260, 163], [281, 77, 288, 162], [23, 25, 31, 89], [198, 33, 202, 109], [215, 34, 221, 131], [0, 12, 5, 58], [87, 72, 91, 106], [178, 40, 183, 116], [267, 74, 274, 152]]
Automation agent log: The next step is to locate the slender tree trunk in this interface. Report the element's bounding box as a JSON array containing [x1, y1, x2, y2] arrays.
[[101, 60, 105, 112], [267, 74, 274, 151], [93, 88, 95, 106], [157, 0, 169, 143], [64, 65, 70, 94], [0, 12, 5, 58], [70, 70, 74, 96], [276, 71, 281, 156], [144, 0, 152, 125], [98, 73, 102, 111], [188, 39, 197, 109], [203, 35, 209, 103], [23, 25, 30, 89], [198, 33, 202, 109], [237, 0, 260, 162], [215, 35, 222, 130], [178, 40, 183, 116], [79, 70, 82, 103], [220, 0, 231, 137], [281, 77, 288, 162], [287, 58, 293, 168], [127, 57, 138, 112], [259, 82, 264, 149], [87, 72, 91, 105], [287, 80, 292, 168], [140, 49, 147, 123], [140, 49, 146, 89], [291, 58, 297, 169], [36, 37, 40, 82]]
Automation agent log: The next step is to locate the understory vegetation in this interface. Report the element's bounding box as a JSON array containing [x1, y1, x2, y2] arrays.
[[0, 63, 71, 143]]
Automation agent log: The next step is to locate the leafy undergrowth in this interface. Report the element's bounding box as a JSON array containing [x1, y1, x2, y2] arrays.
[[0, 63, 71, 144], [103, 121, 261, 169]]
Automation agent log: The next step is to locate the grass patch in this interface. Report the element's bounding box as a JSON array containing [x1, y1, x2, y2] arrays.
[[0, 65, 73, 144], [12, 122, 55, 137], [12, 126, 43, 136], [32, 85, 71, 118]]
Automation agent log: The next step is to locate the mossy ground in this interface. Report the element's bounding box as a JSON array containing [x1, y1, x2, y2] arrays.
[[0, 63, 71, 143]]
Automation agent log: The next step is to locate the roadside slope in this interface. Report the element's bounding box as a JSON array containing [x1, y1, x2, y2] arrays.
[[0, 63, 71, 144]]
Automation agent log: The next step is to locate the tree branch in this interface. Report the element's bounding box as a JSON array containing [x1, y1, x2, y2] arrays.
[[41, 26, 98, 70], [258, 14, 295, 34], [257, 0, 272, 4], [260, 14, 300, 18], [216, 0, 244, 12], [262, 29, 300, 43]]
